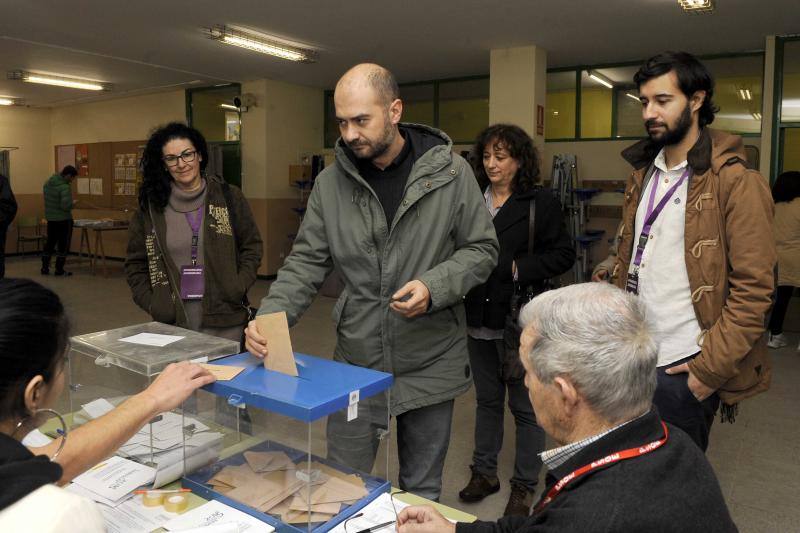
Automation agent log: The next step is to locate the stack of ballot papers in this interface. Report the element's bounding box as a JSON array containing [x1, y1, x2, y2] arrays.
[[326, 492, 409, 533], [81, 399, 224, 488], [69, 456, 156, 506], [206, 452, 369, 524]]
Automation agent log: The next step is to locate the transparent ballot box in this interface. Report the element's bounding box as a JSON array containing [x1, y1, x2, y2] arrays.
[[182, 352, 394, 533], [67, 322, 241, 485]]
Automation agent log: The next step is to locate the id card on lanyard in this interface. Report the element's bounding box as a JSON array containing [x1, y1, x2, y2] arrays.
[[626, 167, 691, 295], [180, 208, 204, 300]]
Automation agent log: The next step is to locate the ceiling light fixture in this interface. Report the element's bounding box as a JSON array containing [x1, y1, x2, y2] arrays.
[[207, 26, 316, 63], [588, 71, 614, 89], [0, 96, 23, 106], [737, 89, 752, 101], [752, 112, 762, 120], [7, 70, 111, 91], [678, 0, 714, 14], [626, 92, 641, 102], [220, 103, 239, 111]]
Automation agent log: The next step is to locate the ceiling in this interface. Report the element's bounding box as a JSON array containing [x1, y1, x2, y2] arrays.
[[1, 0, 798, 107]]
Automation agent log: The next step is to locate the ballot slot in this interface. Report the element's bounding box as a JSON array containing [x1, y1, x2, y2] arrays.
[[183, 352, 394, 533]]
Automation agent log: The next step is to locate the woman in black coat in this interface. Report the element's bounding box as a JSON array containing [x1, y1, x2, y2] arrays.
[[459, 124, 575, 516]]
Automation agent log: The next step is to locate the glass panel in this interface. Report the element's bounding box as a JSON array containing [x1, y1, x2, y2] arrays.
[[781, 41, 800, 122], [704, 55, 763, 134], [438, 78, 489, 143], [401, 83, 435, 126], [546, 71, 576, 139], [596, 65, 644, 138], [190, 85, 241, 142], [781, 128, 800, 173], [580, 70, 613, 138]]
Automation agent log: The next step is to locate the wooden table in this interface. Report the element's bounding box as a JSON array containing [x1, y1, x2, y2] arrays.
[[73, 219, 130, 277]]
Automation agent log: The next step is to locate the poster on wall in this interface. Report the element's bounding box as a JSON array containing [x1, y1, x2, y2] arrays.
[[75, 144, 89, 176], [57, 145, 75, 172], [90, 178, 103, 195], [77, 178, 90, 195]]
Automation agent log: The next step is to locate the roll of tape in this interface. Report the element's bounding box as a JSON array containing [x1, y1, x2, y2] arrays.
[[163, 494, 188, 513], [142, 491, 164, 507]]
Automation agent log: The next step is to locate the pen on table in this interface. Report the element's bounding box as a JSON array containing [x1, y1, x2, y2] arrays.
[[354, 520, 396, 533], [134, 488, 192, 494]]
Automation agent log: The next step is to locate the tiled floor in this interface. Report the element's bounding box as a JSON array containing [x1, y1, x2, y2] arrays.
[[7, 255, 799, 531]]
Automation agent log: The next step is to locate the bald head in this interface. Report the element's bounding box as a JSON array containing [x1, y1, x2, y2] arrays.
[[336, 63, 399, 106]]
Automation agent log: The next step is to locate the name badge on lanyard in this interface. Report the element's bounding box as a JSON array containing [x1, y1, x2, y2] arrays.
[[180, 208, 205, 300], [626, 167, 691, 295]]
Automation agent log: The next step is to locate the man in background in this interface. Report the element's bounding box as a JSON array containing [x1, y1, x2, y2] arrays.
[[0, 173, 17, 279], [42, 165, 78, 276]]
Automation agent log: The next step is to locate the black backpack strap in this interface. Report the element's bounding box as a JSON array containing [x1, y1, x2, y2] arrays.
[[527, 194, 536, 257]]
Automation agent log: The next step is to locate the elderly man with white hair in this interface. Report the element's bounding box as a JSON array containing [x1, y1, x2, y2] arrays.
[[398, 283, 736, 532]]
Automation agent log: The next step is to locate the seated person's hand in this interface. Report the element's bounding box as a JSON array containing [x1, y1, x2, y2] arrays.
[[141, 361, 215, 413], [397, 505, 455, 533], [244, 319, 268, 359], [591, 268, 608, 282]]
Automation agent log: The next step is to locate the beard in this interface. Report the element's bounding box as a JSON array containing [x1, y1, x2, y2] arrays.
[[346, 114, 396, 161], [645, 104, 692, 146]]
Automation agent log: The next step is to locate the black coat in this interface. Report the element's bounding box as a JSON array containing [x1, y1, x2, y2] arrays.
[[0, 174, 17, 227], [464, 187, 574, 330], [457, 409, 737, 533]]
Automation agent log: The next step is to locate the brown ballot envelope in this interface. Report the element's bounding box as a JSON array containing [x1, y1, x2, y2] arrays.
[[255, 311, 298, 376], [198, 363, 246, 381]]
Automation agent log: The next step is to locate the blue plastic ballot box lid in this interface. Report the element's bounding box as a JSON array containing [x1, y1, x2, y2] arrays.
[[202, 352, 394, 422]]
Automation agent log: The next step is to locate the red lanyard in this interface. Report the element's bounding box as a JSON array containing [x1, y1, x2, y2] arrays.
[[533, 421, 669, 514]]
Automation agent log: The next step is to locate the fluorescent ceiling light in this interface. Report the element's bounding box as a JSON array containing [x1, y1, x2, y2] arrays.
[[588, 71, 613, 89], [626, 92, 641, 102], [7, 70, 111, 91], [220, 104, 239, 111], [737, 89, 752, 101], [207, 26, 315, 63], [678, 0, 714, 14], [0, 97, 23, 106], [752, 112, 762, 120]]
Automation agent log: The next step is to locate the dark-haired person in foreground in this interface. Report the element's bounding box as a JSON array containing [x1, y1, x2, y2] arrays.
[[125, 122, 262, 344], [606, 51, 775, 450], [0, 278, 215, 532], [397, 283, 736, 533]]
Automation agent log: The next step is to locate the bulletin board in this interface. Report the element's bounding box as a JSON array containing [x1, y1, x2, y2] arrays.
[[110, 141, 145, 210], [54, 141, 145, 210]]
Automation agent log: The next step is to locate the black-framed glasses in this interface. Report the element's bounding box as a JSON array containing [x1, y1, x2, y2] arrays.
[[163, 149, 197, 167]]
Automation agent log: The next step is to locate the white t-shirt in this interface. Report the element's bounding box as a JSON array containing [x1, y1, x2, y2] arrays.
[[632, 148, 703, 367], [0, 484, 105, 533]]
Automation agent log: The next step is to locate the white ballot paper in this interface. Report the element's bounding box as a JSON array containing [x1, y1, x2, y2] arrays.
[[163, 499, 275, 532], [22, 429, 52, 447], [97, 495, 175, 533], [73, 456, 156, 505], [119, 332, 185, 347], [327, 493, 408, 533], [83, 398, 116, 419]]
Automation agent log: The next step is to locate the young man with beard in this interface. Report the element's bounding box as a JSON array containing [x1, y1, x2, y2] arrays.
[[244, 63, 498, 500], [608, 51, 776, 451]]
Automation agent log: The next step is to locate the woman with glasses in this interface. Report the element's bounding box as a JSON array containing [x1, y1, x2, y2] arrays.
[[0, 278, 215, 531], [125, 122, 263, 344]]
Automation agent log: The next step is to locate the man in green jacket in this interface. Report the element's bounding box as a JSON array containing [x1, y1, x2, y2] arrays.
[[42, 165, 78, 276], [245, 64, 499, 501]]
